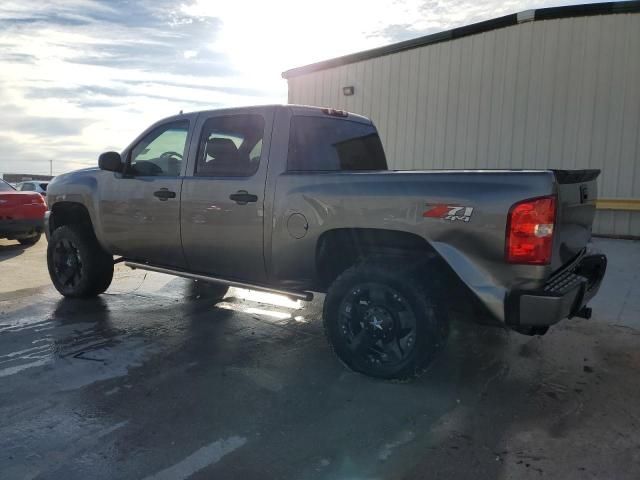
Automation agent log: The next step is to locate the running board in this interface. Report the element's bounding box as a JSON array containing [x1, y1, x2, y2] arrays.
[[124, 261, 314, 302]]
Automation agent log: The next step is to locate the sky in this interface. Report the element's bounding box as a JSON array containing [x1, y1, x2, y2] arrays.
[[0, 0, 602, 175]]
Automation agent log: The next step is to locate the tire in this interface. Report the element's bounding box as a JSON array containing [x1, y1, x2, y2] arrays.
[[18, 232, 41, 245], [323, 259, 448, 380], [47, 225, 114, 297], [188, 280, 229, 303]]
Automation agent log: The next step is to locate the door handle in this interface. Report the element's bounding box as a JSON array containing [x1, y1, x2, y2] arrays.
[[229, 190, 258, 205], [154, 188, 176, 201]]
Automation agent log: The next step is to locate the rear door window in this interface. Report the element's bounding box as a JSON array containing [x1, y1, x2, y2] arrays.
[[287, 116, 387, 172], [195, 115, 265, 177]]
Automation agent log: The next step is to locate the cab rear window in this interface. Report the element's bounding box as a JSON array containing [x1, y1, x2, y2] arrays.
[[287, 116, 387, 172]]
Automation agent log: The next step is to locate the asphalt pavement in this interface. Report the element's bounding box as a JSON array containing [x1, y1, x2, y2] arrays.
[[1, 237, 639, 479]]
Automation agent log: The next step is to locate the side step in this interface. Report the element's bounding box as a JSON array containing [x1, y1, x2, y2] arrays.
[[124, 261, 314, 302]]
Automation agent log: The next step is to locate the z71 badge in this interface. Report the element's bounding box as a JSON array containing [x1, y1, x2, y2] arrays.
[[423, 204, 474, 222]]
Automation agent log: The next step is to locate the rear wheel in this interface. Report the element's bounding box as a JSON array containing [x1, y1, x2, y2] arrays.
[[47, 225, 114, 297], [18, 232, 41, 245], [323, 260, 448, 380]]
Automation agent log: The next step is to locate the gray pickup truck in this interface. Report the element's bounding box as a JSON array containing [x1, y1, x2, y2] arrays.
[[45, 105, 607, 379]]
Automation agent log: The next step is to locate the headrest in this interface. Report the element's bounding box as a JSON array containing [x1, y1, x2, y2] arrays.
[[206, 137, 238, 159]]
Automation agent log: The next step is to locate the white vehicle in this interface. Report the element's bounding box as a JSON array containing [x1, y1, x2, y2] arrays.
[[16, 181, 50, 196]]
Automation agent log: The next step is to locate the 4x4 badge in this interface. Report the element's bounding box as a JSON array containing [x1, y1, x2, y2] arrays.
[[423, 204, 474, 222]]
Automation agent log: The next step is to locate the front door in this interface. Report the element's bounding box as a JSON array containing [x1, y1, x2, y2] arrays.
[[98, 119, 192, 268], [180, 110, 273, 283]]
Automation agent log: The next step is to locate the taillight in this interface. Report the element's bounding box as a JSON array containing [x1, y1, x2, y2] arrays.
[[505, 195, 556, 265]]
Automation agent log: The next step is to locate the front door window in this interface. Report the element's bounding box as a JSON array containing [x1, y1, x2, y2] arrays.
[[129, 121, 189, 177]]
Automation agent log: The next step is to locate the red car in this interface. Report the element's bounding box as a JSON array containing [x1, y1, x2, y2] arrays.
[[0, 178, 46, 245]]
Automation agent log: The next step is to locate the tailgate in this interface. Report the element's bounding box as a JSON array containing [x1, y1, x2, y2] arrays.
[[552, 169, 600, 269]]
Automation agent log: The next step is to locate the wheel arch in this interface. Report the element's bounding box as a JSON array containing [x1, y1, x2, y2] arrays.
[[316, 228, 446, 286]]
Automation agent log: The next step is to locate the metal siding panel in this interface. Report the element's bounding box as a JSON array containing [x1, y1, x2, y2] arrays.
[[548, 22, 572, 169], [476, 32, 495, 168], [561, 18, 586, 170], [499, 27, 519, 167], [617, 15, 640, 201], [378, 55, 393, 154], [607, 18, 633, 235], [361, 59, 374, 120], [405, 50, 420, 169], [443, 40, 461, 167], [340, 64, 351, 111], [369, 57, 383, 133], [524, 24, 545, 169], [455, 37, 472, 168], [353, 61, 365, 115], [590, 17, 617, 233], [434, 43, 451, 168], [511, 22, 533, 168], [591, 16, 617, 191], [464, 37, 482, 168], [395, 52, 410, 169], [413, 47, 430, 169], [425, 46, 440, 168], [487, 31, 506, 169], [534, 21, 557, 169], [386, 54, 402, 167], [464, 36, 483, 169], [574, 18, 600, 174]]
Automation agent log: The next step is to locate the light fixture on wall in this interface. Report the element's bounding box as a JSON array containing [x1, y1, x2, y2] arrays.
[[342, 86, 355, 96]]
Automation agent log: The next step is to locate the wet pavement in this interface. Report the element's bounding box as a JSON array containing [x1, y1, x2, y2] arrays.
[[1, 237, 639, 479]]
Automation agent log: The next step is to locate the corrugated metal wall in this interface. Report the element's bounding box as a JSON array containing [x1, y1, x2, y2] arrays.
[[287, 13, 640, 236]]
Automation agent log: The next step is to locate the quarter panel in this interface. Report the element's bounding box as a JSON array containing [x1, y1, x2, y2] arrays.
[[271, 170, 556, 320]]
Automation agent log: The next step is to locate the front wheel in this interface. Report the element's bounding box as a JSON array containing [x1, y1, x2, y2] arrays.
[[47, 225, 114, 297], [323, 260, 448, 380]]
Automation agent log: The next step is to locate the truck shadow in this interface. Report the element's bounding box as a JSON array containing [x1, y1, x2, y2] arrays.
[[0, 241, 28, 262]]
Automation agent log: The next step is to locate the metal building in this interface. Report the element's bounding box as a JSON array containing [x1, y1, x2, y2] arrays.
[[283, 1, 640, 237]]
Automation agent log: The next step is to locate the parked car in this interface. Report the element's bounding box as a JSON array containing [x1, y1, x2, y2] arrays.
[[0, 178, 46, 245], [44, 105, 607, 379], [16, 180, 50, 196]]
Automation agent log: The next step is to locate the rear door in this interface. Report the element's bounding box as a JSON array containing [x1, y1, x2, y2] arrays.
[[98, 118, 193, 267], [180, 109, 274, 283]]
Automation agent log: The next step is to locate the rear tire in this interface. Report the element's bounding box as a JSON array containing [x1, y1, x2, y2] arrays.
[[18, 232, 41, 245], [47, 225, 114, 297], [323, 259, 448, 380]]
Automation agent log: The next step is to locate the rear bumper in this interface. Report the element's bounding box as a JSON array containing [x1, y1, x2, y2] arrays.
[[505, 249, 607, 327], [0, 218, 44, 239]]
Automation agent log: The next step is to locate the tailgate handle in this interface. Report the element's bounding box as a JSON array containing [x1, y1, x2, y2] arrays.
[[229, 190, 258, 205], [580, 184, 589, 203], [153, 188, 176, 201]]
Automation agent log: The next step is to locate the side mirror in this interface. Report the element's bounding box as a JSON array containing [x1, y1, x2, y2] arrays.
[[98, 151, 123, 172]]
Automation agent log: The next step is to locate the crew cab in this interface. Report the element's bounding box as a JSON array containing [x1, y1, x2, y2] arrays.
[[0, 178, 46, 245], [44, 105, 607, 379]]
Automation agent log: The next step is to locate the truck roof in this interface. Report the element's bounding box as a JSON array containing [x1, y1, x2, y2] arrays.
[[159, 104, 373, 126]]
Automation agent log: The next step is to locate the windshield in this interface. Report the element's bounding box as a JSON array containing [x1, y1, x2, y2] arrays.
[[0, 179, 16, 192]]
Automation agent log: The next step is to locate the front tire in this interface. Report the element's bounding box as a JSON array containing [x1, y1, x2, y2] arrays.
[[47, 225, 114, 297], [323, 260, 448, 380]]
